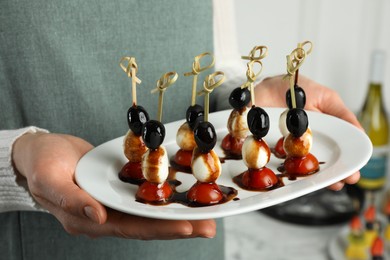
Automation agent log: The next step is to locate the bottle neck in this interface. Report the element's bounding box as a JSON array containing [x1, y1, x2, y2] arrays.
[[364, 50, 386, 108], [364, 83, 384, 107], [369, 50, 385, 83], [368, 83, 383, 96]]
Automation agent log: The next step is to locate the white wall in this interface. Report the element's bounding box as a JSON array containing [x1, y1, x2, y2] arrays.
[[233, 0, 390, 113]]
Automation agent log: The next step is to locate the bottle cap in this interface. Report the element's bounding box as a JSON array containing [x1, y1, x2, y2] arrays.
[[370, 50, 386, 83]]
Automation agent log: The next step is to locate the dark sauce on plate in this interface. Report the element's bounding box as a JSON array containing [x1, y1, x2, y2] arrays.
[[120, 154, 325, 206], [219, 152, 242, 163], [126, 167, 238, 207]]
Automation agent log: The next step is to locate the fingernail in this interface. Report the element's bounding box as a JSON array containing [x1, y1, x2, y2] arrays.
[[84, 206, 101, 224], [200, 229, 215, 239], [202, 233, 215, 239]]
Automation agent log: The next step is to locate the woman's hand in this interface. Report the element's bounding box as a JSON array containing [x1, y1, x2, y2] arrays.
[[255, 75, 361, 190], [12, 133, 216, 239]]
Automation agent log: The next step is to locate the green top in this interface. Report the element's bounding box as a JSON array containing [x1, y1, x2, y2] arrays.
[[0, 0, 225, 259], [0, 0, 215, 145]]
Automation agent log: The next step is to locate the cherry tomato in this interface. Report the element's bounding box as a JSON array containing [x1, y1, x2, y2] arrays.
[[221, 134, 244, 156], [174, 149, 193, 167], [274, 136, 286, 158], [284, 153, 319, 176], [187, 182, 223, 205], [136, 181, 173, 203], [241, 167, 278, 189], [119, 161, 143, 182]]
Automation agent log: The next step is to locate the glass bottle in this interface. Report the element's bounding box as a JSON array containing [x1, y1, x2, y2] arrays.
[[357, 50, 389, 191]]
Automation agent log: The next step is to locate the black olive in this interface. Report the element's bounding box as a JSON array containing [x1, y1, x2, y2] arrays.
[[286, 85, 306, 109], [186, 104, 204, 130], [229, 87, 251, 110], [127, 105, 149, 136], [286, 108, 308, 137], [247, 107, 270, 139], [142, 120, 165, 150], [194, 121, 217, 153]]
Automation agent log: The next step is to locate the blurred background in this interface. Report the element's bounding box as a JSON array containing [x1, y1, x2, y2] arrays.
[[223, 1, 390, 259], [232, 0, 390, 114]]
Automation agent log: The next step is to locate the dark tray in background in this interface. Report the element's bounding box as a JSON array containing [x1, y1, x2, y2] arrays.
[[260, 184, 365, 226]]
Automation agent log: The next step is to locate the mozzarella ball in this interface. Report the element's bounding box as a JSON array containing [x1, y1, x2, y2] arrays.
[[283, 127, 313, 157], [242, 135, 271, 169], [191, 147, 221, 183], [278, 109, 290, 137], [142, 146, 169, 183], [227, 107, 250, 139], [176, 122, 196, 151], [123, 130, 148, 162]]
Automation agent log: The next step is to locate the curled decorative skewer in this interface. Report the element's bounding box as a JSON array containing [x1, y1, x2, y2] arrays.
[[120, 56, 142, 105], [184, 52, 215, 106], [240, 60, 263, 106], [285, 41, 313, 108], [184, 52, 214, 129], [151, 71, 178, 122], [197, 71, 225, 122], [286, 47, 307, 109], [241, 45, 268, 61], [294, 41, 312, 86], [193, 69, 223, 152], [295, 41, 313, 60], [120, 57, 149, 136]]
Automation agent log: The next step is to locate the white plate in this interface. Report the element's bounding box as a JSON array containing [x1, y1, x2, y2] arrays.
[[75, 108, 372, 220]]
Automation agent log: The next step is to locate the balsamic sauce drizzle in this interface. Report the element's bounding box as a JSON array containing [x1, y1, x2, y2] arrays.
[[121, 167, 237, 207], [119, 149, 325, 207]]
